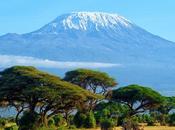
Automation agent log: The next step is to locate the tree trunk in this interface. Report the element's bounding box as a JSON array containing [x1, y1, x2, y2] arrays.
[[15, 110, 23, 126], [44, 115, 48, 127], [40, 113, 48, 127]]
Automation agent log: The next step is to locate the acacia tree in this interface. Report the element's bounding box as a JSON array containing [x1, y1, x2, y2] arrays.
[[151, 96, 175, 125], [157, 96, 175, 115], [0, 66, 99, 128], [109, 84, 163, 130], [109, 84, 163, 117], [64, 69, 116, 109], [64, 69, 117, 95]]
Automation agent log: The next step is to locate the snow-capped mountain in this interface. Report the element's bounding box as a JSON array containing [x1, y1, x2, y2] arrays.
[[0, 12, 175, 95], [33, 12, 132, 33]]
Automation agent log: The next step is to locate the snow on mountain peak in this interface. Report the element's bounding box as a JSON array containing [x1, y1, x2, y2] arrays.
[[33, 12, 133, 34], [61, 12, 132, 30]]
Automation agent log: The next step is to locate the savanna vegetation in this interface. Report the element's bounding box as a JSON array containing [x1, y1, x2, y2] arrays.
[[0, 66, 174, 130]]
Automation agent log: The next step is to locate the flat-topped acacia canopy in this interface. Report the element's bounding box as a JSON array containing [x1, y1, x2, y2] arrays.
[[0, 66, 102, 126], [110, 84, 164, 116], [0, 66, 100, 101], [64, 68, 117, 94]]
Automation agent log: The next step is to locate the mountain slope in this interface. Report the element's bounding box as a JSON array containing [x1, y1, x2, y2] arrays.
[[0, 12, 174, 63]]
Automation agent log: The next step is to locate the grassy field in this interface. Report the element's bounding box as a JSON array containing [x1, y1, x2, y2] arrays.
[[78, 126, 175, 130], [144, 127, 175, 130]]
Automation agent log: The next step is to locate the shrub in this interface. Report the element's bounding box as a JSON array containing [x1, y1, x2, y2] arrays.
[[73, 111, 87, 128], [53, 114, 64, 126], [0, 118, 7, 127], [18, 111, 40, 130], [169, 113, 175, 126], [122, 117, 139, 130], [84, 111, 96, 128], [100, 119, 115, 130], [73, 111, 96, 128], [146, 116, 156, 126], [68, 125, 77, 129], [4, 125, 18, 130], [48, 118, 55, 127]]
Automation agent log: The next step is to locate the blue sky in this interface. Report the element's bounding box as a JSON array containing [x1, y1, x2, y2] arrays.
[[0, 0, 175, 41]]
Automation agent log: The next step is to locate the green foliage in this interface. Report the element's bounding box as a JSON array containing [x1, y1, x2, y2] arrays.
[[0, 66, 99, 127], [139, 114, 155, 126], [4, 125, 18, 130], [1, 66, 175, 128], [0, 66, 98, 103], [158, 96, 175, 114], [169, 113, 175, 126], [53, 114, 64, 126], [122, 116, 143, 130], [48, 118, 55, 127], [94, 101, 129, 125], [0, 118, 7, 127], [18, 111, 40, 130], [73, 111, 87, 128], [110, 84, 163, 116], [64, 68, 117, 95], [100, 118, 115, 130], [68, 125, 77, 129], [84, 111, 96, 128], [73, 111, 96, 128], [151, 96, 175, 125]]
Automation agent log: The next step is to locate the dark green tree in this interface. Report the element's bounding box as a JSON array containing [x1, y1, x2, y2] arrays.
[[64, 69, 116, 109], [73, 111, 87, 128], [94, 102, 129, 126], [18, 111, 40, 130], [73, 110, 96, 128], [169, 113, 175, 126], [109, 85, 163, 130], [84, 111, 96, 128], [109, 84, 163, 117], [64, 69, 117, 95], [151, 96, 175, 125], [156, 96, 175, 114]]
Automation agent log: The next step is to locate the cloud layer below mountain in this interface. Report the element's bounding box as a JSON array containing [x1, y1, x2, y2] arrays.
[[0, 55, 120, 69]]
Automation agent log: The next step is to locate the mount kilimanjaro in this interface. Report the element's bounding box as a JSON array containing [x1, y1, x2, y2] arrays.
[[0, 12, 175, 95]]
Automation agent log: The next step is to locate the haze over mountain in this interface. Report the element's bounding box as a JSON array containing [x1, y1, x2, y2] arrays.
[[0, 12, 175, 95]]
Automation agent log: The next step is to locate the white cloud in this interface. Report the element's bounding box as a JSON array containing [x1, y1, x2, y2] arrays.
[[0, 55, 121, 69]]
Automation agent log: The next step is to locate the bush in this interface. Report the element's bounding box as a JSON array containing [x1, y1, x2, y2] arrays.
[[53, 114, 64, 126], [48, 118, 55, 127], [68, 125, 77, 129], [4, 125, 18, 130], [145, 116, 156, 126], [73, 111, 96, 128], [100, 119, 115, 130], [84, 111, 96, 128], [122, 117, 139, 130], [0, 118, 7, 127], [169, 113, 175, 126], [18, 111, 40, 130], [73, 111, 87, 128]]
